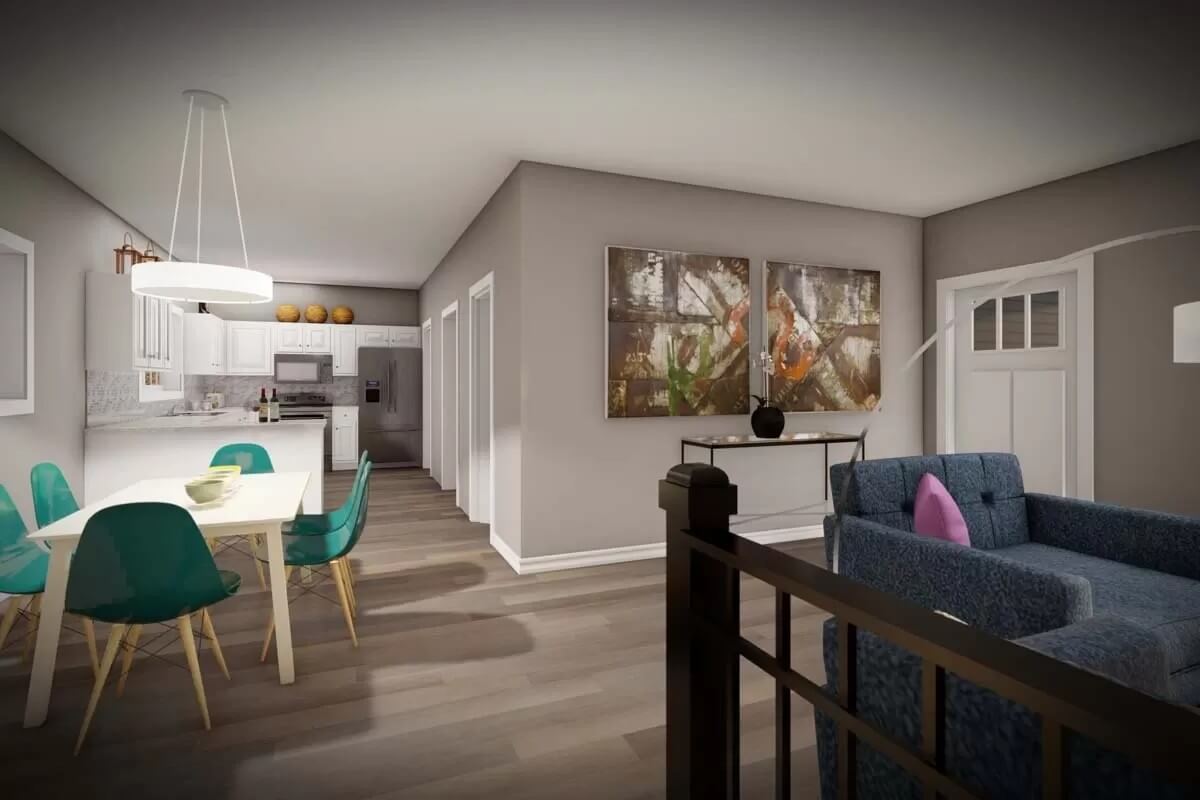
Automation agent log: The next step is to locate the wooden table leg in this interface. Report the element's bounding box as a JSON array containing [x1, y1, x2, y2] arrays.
[[263, 522, 295, 684], [24, 543, 72, 727]]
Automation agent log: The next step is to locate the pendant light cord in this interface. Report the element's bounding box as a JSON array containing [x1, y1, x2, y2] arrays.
[[196, 107, 205, 262], [166, 95, 195, 262], [221, 104, 250, 270]]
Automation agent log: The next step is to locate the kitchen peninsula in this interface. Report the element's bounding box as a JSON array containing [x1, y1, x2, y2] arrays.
[[84, 409, 325, 512]]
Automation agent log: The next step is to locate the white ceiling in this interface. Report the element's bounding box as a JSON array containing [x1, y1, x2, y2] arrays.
[[2, 1, 1198, 289]]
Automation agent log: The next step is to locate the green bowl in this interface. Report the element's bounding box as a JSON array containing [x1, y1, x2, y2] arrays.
[[185, 477, 227, 504]]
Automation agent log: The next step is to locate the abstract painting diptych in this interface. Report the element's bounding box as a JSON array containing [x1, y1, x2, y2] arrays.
[[605, 246, 881, 418], [765, 261, 881, 412], [606, 246, 751, 418]]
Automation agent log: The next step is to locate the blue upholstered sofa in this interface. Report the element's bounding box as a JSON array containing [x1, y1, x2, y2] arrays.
[[824, 452, 1200, 703], [812, 453, 1200, 798]]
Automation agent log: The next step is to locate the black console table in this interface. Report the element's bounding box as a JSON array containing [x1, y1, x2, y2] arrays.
[[680, 432, 865, 501]]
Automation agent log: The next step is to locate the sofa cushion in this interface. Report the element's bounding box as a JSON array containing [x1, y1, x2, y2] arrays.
[[830, 453, 1028, 550], [995, 543, 1200, 682], [914, 473, 971, 545]]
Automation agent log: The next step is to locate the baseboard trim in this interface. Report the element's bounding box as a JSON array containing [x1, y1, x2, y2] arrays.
[[490, 524, 822, 575], [489, 531, 523, 575]]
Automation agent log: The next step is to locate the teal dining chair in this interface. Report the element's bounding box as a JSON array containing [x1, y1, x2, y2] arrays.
[[30, 462, 80, 530], [66, 502, 240, 754], [0, 484, 98, 674], [260, 464, 372, 662], [209, 443, 275, 474], [287, 451, 369, 536], [209, 443, 275, 589]]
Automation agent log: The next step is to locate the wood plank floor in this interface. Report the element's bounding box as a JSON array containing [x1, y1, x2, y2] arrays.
[[0, 468, 830, 798]]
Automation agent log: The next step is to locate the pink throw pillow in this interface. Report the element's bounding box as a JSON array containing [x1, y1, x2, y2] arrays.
[[913, 473, 970, 546]]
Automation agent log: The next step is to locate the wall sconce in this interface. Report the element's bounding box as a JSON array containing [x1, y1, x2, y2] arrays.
[[113, 233, 140, 275]]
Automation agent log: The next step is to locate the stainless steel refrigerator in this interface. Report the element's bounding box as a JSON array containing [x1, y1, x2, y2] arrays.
[[358, 348, 422, 467]]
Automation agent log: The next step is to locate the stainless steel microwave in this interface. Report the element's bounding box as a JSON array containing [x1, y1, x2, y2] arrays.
[[274, 354, 333, 384]]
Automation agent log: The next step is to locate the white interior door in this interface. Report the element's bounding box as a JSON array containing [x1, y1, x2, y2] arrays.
[[422, 321, 432, 470], [954, 273, 1076, 496], [440, 308, 458, 498], [471, 292, 492, 524]]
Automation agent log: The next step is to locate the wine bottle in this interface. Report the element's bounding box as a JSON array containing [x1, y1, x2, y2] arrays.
[[258, 387, 269, 423], [270, 388, 281, 423]]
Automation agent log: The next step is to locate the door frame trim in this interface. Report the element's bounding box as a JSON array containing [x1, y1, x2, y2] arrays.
[[467, 272, 495, 527], [936, 254, 1094, 500], [440, 301, 460, 507], [421, 318, 432, 470]]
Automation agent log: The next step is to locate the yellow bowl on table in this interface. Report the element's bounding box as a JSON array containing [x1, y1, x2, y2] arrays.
[[207, 465, 241, 478], [185, 477, 229, 505]]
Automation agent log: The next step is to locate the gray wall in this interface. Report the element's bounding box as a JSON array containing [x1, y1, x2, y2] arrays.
[[425, 163, 924, 560], [210, 281, 418, 325], [419, 168, 523, 552], [924, 140, 1200, 516], [0, 132, 159, 523]]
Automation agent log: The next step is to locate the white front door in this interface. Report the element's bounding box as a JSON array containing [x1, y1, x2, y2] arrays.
[[954, 272, 1076, 496]]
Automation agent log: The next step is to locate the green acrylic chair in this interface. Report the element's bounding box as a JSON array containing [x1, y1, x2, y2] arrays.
[[30, 462, 80, 529], [260, 464, 372, 662], [66, 502, 241, 754], [209, 443, 275, 475], [209, 443, 275, 588], [1, 482, 100, 675], [0, 484, 51, 656], [288, 451, 370, 536]]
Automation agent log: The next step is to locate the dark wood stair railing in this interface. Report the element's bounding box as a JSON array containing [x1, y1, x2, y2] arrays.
[[660, 463, 1200, 800]]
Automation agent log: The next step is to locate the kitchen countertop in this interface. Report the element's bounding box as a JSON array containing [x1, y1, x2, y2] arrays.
[[86, 408, 327, 432]]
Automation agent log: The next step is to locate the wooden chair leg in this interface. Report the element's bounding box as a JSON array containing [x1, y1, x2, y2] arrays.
[[259, 565, 294, 663], [81, 617, 100, 679], [74, 623, 126, 755], [178, 615, 211, 730], [115, 625, 143, 697], [259, 613, 275, 664], [201, 610, 230, 680], [251, 535, 267, 590], [0, 595, 21, 652], [22, 594, 42, 661], [340, 560, 357, 618], [330, 559, 359, 648]]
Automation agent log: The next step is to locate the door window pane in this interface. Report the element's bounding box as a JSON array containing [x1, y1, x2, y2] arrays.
[[972, 299, 996, 351], [1002, 295, 1026, 350], [1030, 291, 1060, 348]]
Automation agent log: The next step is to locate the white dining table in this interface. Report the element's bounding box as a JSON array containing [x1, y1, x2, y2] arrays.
[[22, 471, 310, 728]]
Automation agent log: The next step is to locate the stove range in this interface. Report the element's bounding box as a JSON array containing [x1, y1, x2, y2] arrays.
[[279, 393, 331, 409]]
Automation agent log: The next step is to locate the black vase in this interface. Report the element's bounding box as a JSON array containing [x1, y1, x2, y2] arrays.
[[750, 395, 785, 438]]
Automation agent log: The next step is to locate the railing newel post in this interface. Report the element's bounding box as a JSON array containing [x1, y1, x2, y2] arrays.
[[661, 463, 740, 800]]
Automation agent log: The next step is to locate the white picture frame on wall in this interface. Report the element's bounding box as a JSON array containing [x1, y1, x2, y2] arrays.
[[0, 227, 34, 417]]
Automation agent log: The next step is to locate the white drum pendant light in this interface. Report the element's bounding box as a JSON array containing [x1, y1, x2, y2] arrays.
[[132, 90, 273, 304]]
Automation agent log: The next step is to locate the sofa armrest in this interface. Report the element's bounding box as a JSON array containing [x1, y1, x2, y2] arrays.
[[1016, 616, 1171, 698], [1027, 493, 1200, 581], [827, 514, 1093, 639]]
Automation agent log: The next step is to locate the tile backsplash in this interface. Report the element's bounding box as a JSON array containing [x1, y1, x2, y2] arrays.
[[86, 371, 360, 421], [86, 370, 207, 417], [191, 376, 360, 409]]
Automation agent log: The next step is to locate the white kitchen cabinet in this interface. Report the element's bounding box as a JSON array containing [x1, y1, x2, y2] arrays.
[[273, 323, 332, 355], [225, 321, 274, 375], [388, 326, 421, 348], [183, 313, 225, 374], [305, 324, 333, 354], [331, 405, 359, 470], [332, 326, 358, 376], [86, 271, 176, 373], [273, 324, 305, 353], [356, 326, 390, 348]]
